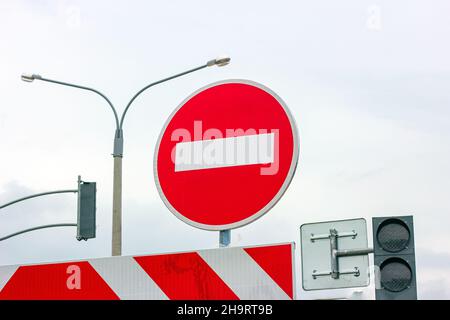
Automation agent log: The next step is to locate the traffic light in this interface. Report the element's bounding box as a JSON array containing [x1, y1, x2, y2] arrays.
[[77, 179, 96, 241], [372, 215, 417, 300]]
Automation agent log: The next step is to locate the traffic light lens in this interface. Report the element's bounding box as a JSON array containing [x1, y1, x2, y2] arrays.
[[377, 219, 410, 252], [380, 258, 412, 292]]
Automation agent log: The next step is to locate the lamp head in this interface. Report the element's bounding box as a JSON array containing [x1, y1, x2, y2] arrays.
[[207, 56, 231, 67], [21, 74, 42, 82]]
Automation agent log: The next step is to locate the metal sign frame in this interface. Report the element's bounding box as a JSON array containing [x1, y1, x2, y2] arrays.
[[300, 218, 372, 291]]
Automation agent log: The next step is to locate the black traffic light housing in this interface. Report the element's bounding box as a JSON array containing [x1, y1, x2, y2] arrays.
[[372, 215, 417, 300], [77, 177, 96, 241]]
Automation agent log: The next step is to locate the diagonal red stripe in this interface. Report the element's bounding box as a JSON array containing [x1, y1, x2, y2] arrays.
[[134, 252, 239, 300], [0, 262, 119, 300], [244, 244, 294, 299]]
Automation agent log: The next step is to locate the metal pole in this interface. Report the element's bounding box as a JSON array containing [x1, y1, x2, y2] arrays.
[[330, 229, 339, 279], [219, 230, 231, 247], [336, 248, 374, 257], [112, 155, 122, 256]]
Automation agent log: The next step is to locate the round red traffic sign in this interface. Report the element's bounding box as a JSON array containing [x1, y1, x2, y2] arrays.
[[154, 80, 299, 230]]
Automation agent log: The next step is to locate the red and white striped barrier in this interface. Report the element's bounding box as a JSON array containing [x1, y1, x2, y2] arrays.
[[0, 243, 295, 300]]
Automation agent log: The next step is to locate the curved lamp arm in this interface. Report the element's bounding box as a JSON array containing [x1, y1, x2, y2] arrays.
[[119, 64, 207, 129], [21, 56, 230, 157], [0, 223, 77, 241], [0, 189, 78, 210], [119, 56, 231, 130], [21, 74, 120, 130]]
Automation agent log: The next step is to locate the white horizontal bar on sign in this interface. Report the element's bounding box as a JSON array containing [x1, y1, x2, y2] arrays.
[[175, 132, 275, 172]]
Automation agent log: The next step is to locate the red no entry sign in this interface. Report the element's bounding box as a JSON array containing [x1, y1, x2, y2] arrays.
[[154, 80, 299, 230]]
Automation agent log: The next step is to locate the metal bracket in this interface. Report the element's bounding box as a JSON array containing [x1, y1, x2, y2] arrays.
[[219, 229, 231, 247], [113, 129, 124, 157], [310, 228, 373, 280], [310, 230, 357, 242], [312, 267, 360, 279]]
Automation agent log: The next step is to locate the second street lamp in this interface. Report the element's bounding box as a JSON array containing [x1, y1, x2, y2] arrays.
[[21, 57, 231, 256]]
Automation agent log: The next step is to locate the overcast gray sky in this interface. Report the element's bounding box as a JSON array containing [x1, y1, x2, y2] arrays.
[[1, 0, 450, 299]]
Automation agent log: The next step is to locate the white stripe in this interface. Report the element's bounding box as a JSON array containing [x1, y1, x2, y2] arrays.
[[198, 248, 291, 300], [175, 133, 274, 172], [89, 256, 168, 300], [0, 265, 18, 292]]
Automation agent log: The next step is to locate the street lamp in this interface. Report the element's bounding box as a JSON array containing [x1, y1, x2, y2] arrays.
[[21, 56, 231, 256], [20, 74, 41, 82], [207, 56, 231, 67]]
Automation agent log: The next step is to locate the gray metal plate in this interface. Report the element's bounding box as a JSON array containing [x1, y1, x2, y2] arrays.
[[300, 218, 369, 291]]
